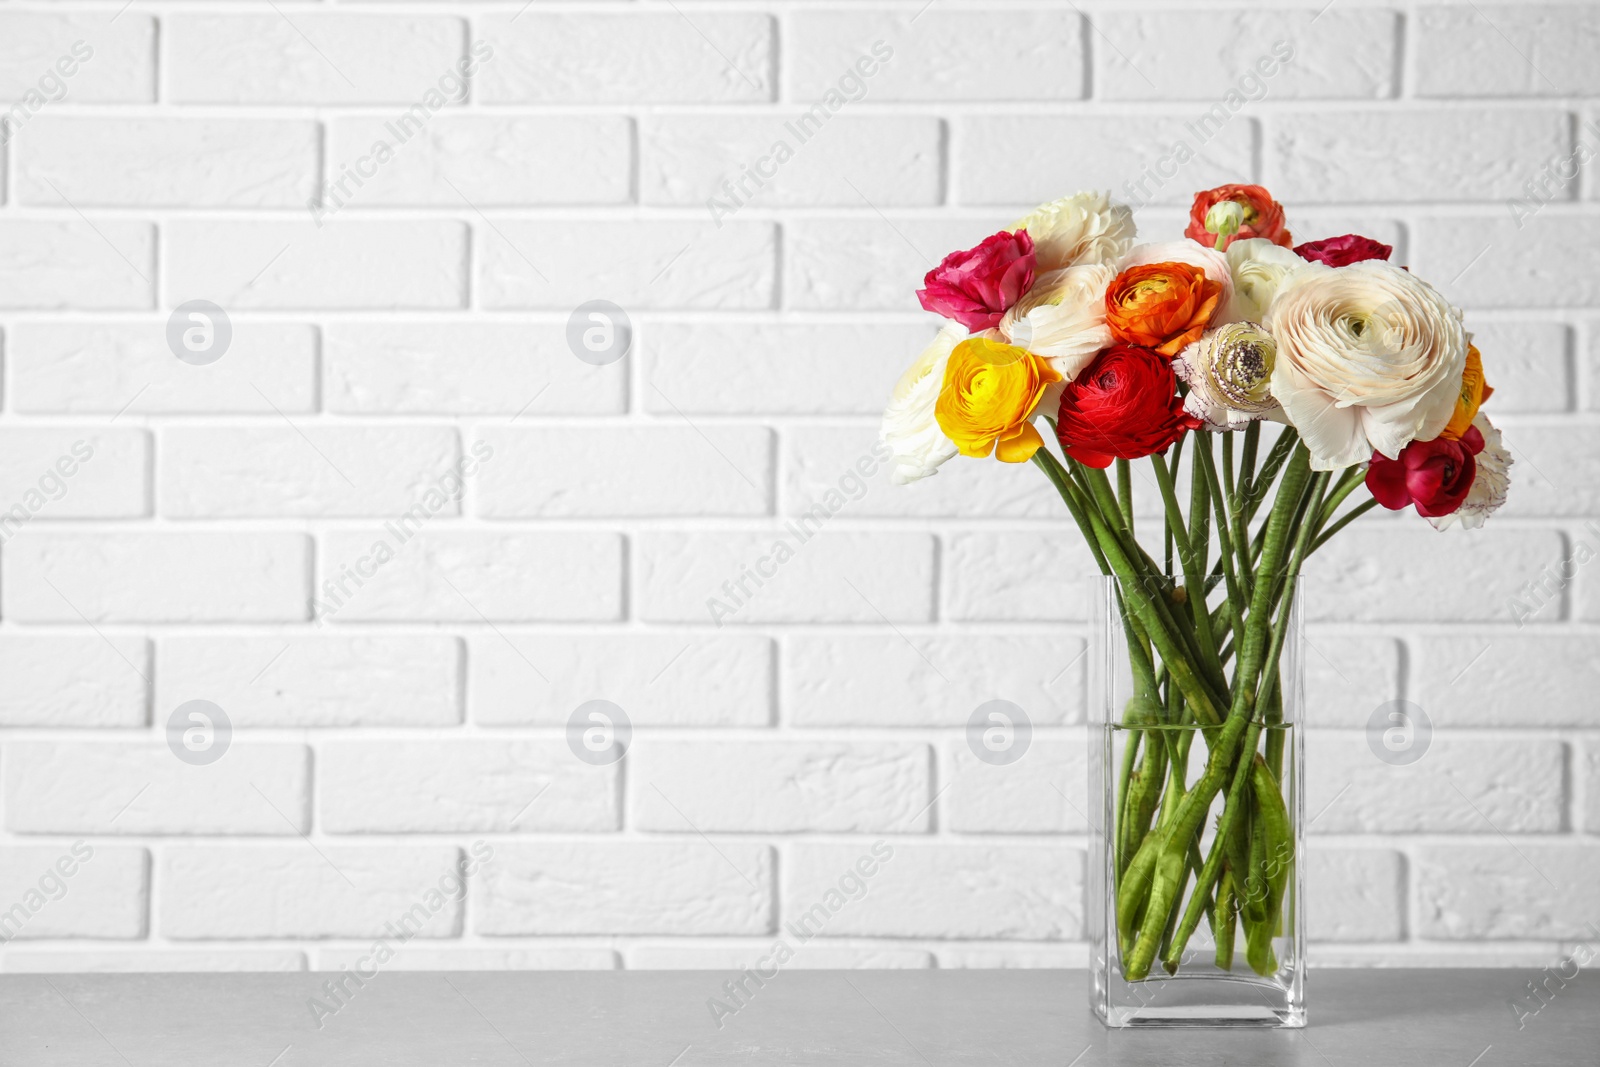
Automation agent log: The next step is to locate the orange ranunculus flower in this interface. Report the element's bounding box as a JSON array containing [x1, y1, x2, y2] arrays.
[[1185, 184, 1292, 250], [1104, 262, 1224, 357], [1439, 344, 1491, 442], [934, 337, 1061, 463]]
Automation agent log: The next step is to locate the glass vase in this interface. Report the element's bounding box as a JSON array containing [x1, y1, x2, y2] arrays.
[[1088, 574, 1306, 1028]]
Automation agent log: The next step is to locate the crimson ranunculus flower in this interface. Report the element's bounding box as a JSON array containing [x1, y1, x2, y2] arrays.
[[917, 230, 1036, 332], [1365, 427, 1485, 518], [1055, 344, 1202, 468], [1185, 184, 1291, 250], [1293, 234, 1393, 267]]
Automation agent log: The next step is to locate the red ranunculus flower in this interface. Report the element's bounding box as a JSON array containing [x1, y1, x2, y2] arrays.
[[917, 230, 1036, 332], [1185, 184, 1291, 250], [1365, 426, 1485, 518], [1055, 344, 1202, 468], [1293, 234, 1393, 267]]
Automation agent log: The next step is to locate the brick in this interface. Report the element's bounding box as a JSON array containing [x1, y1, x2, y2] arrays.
[[16, 118, 318, 207], [647, 323, 924, 414], [1297, 634, 1401, 729], [478, 14, 773, 104], [1413, 215, 1600, 309], [157, 636, 460, 728], [785, 217, 997, 311], [0, 14, 154, 103], [1488, 426, 1599, 516], [638, 531, 934, 624], [477, 220, 775, 310], [161, 846, 462, 939], [1470, 321, 1571, 413], [473, 843, 773, 935], [957, 115, 1254, 206], [1304, 527, 1567, 623], [782, 424, 1061, 519], [641, 115, 942, 209], [160, 426, 461, 518], [0, 429, 147, 519], [326, 115, 632, 206], [164, 220, 467, 310], [943, 531, 1102, 622], [1269, 109, 1571, 204], [626, 944, 932, 969], [945, 738, 1089, 833], [1095, 10, 1396, 100], [167, 15, 465, 104], [324, 323, 624, 415], [0, 636, 148, 728], [631, 741, 930, 832], [9, 322, 318, 414], [3, 533, 310, 623], [317, 532, 622, 622], [474, 426, 771, 518], [1415, 5, 1600, 97], [1416, 845, 1600, 939], [4, 743, 309, 836], [0, 846, 147, 940], [320, 741, 618, 833], [0, 222, 153, 309], [470, 633, 772, 728], [786, 634, 1084, 727], [316, 947, 616, 972], [785, 843, 1080, 939], [791, 10, 1083, 101], [1413, 633, 1600, 727], [4, 950, 305, 973], [1306, 734, 1564, 833], [1306, 848, 1405, 942]]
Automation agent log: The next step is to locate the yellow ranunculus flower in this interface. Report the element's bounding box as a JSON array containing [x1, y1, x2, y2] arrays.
[[934, 337, 1061, 463], [1439, 344, 1488, 442]]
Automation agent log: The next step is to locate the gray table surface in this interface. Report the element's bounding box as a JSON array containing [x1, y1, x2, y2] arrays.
[[0, 969, 1590, 1066]]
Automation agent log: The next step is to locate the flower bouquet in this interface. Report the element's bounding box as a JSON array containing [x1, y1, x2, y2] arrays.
[[880, 185, 1510, 1026]]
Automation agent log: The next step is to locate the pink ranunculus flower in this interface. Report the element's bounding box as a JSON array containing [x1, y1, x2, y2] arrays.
[[1293, 234, 1393, 268], [917, 230, 1036, 332]]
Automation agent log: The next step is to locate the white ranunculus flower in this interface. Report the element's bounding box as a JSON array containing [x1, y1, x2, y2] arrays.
[[1173, 321, 1282, 430], [1266, 260, 1468, 471], [880, 324, 965, 484], [1224, 238, 1308, 323], [1117, 240, 1235, 315], [1429, 413, 1512, 531], [997, 263, 1115, 382], [1012, 191, 1136, 273]]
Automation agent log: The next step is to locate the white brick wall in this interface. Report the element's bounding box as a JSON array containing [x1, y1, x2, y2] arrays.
[[0, 0, 1594, 975]]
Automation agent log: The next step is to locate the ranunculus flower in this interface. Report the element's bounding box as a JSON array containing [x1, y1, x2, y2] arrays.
[[1119, 240, 1234, 314], [1174, 321, 1281, 430], [1366, 425, 1483, 518], [880, 325, 965, 484], [1429, 413, 1511, 531], [1056, 343, 1202, 468], [1438, 344, 1488, 442], [935, 336, 1061, 463], [1224, 237, 1307, 323], [918, 230, 1036, 332], [998, 262, 1115, 381], [1186, 184, 1291, 250], [1012, 191, 1136, 273], [1105, 261, 1224, 357], [1266, 260, 1468, 471], [1293, 234, 1392, 268]]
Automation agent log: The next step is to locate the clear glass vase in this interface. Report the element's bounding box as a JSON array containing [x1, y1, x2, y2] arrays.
[[1088, 575, 1306, 1028]]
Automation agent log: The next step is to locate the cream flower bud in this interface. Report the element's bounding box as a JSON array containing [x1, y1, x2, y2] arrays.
[[1174, 321, 1281, 430], [1205, 200, 1245, 236]]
